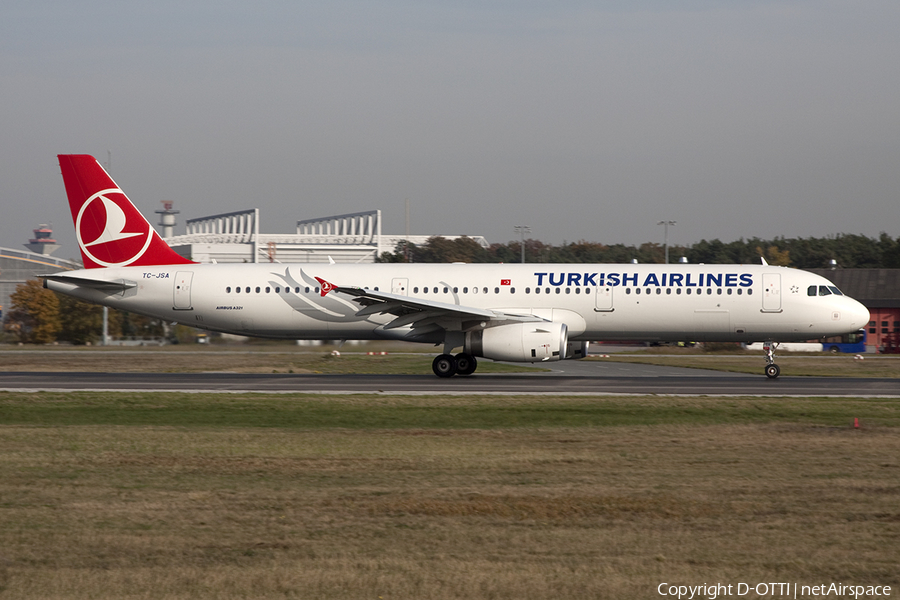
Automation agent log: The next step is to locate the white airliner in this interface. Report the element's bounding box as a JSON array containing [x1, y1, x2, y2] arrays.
[[44, 155, 870, 378]]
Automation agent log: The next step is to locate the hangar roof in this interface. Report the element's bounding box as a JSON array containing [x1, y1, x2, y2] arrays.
[[809, 269, 900, 308]]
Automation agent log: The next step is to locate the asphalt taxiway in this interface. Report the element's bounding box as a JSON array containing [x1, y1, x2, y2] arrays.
[[1, 361, 896, 396]]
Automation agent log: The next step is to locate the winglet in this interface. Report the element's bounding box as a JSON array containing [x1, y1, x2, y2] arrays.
[[314, 277, 336, 297]]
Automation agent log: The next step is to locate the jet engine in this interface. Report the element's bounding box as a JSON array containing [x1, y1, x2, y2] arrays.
[[465, 322, 568, 363], [565, 340, 590, 359]]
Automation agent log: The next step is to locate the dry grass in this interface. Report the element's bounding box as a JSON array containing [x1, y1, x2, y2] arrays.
[[1, 408, 899, 599], [0, 346, 539, 374]]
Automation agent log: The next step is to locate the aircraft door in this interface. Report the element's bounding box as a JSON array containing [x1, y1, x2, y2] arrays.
[[174, 271, 193, 310], [762, 273, 782, 312], [594, 285, 614, 312], [391, 278, 409, 296]]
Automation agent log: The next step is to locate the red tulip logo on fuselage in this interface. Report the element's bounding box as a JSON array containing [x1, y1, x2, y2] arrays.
[[76, 189, 153, 267]]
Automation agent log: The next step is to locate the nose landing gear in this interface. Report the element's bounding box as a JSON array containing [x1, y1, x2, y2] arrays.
[[763, 342, 781, 379]]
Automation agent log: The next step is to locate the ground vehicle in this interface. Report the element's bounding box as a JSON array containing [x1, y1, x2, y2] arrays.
[[822, 329, 866, 353]]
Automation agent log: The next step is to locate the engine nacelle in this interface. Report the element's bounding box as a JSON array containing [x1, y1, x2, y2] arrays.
[[466, 322, 568, 363], [565, 340, 590, 360]]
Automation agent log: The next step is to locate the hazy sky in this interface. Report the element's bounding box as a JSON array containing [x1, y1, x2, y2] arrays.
[[3, 1, 899, 260]]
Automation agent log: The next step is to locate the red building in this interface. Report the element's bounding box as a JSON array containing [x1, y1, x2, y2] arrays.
[[810, 269, 900, 352]]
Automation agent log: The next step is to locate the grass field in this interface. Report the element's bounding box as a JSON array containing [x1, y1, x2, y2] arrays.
[[1, 392, 898, 599]]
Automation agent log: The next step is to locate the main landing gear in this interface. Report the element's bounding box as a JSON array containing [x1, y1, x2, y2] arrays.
[[763, 341, 781, 379], [432, 353, 478, 377]]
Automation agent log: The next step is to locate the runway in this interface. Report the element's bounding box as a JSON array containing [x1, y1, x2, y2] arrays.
[[2, 364, 897, 397]]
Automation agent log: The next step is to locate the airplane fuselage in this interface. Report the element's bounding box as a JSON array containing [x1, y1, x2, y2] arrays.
[[46, 262, 869, 345]]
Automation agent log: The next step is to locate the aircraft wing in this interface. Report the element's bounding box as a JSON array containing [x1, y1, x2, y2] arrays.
[[332, 285, 545, 331]]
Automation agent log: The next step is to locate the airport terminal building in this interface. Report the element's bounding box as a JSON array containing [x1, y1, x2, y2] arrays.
[[159, 205, 488, 265]]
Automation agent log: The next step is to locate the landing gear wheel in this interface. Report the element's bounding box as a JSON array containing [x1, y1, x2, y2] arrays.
[[455, 353, 477, 376], [765, 364, 781, 379], [432, 354, 458, 378]]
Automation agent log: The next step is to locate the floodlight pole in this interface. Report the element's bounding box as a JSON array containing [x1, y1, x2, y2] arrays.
[[513, 225, 530, 263], [657, 220, 676, 264]]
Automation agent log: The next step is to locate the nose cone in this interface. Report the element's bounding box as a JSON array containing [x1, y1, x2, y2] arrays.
[[848, 300, 870, 331]]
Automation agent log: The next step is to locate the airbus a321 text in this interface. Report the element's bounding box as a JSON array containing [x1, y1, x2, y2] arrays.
[[44, 155, 870, 378]]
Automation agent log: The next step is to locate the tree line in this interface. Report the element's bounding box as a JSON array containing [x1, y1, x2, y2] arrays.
[[3, 279, 166, 345], [378, 233, 900, 269]]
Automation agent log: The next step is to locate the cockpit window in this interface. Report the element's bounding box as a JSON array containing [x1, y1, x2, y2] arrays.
[[810, 284, 844, 297]]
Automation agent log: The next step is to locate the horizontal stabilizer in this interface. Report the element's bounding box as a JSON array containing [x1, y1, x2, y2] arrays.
[[41, 273, 137, 293]]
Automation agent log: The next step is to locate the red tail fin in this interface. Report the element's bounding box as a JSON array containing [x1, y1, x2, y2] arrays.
[[58, 155, 194, 268]]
